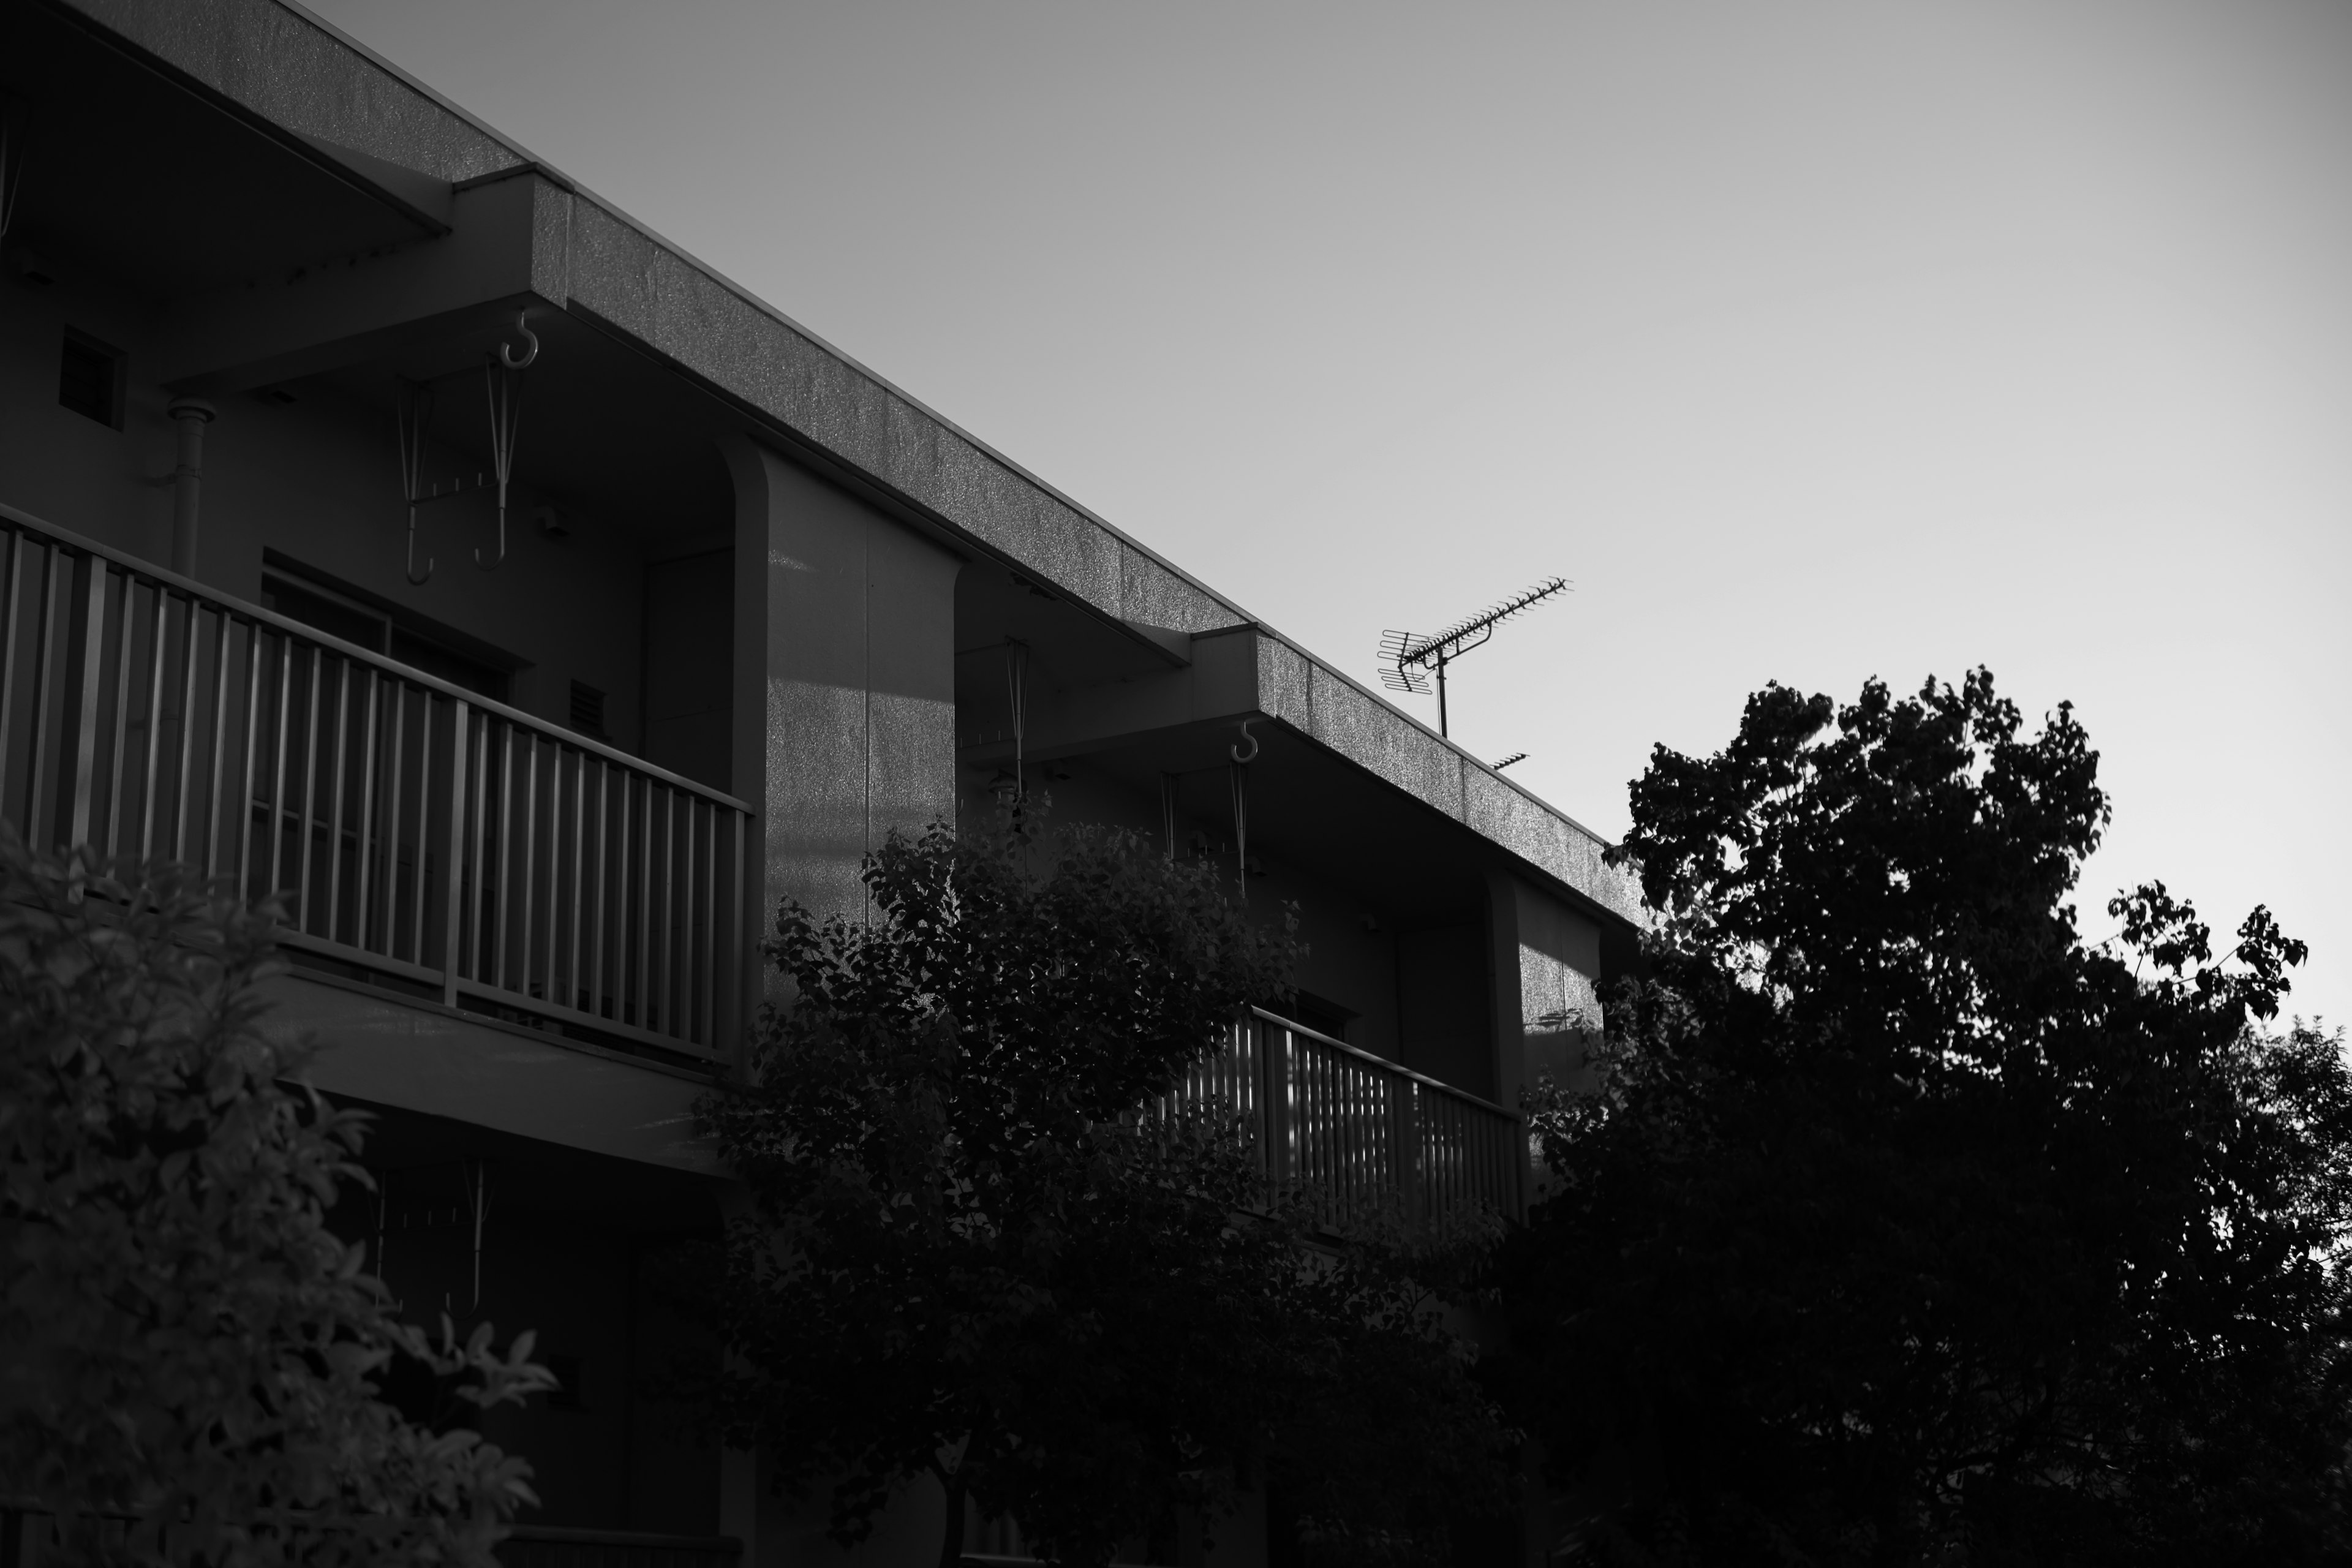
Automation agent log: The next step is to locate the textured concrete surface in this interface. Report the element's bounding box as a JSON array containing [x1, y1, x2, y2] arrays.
[[726, 441, 961, 953]]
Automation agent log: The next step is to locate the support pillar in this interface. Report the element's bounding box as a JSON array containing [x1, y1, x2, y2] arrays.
[[722, 435, 963, 971], [1483, 869, 1605, 1123]]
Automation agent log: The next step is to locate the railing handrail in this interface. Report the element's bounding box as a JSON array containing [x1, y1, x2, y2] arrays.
[[0, 500, 752, 815], [1249, 1005, 1522, 1123]]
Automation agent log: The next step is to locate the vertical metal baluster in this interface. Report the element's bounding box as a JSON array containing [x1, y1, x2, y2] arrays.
[[474, 714, 498, 986], [0, 528, 24, 821], [564, 752, 588, 1011], [405, 688, 429, 963], [1319, 1052, 1335, 1213], [565, 754, 587, 1013], [322, 659, 352, 943], [198, 611, 228, 877], [136, 581, 169, 861], [169, 595, 200, 860], [21, 545, 59, 845], [100, 570, 137, 856], [1330, 1054, 1345, 1215], [261, 631, 291, 900], [372, 680, 402, 957], [1351, 1061, 1363, 1219], [1360, 1065, 1374, 1224], [352, 669, 381, 952], [728, 805, 746, 1051], [1346, 1061, 1360, 1218], [657, 788, 676, 1036], [677, 796, 698, 1041], [440, 699, 471, 1007], [1327, 1052, 1341, 1207], [64, 559, 112, 854], [634, 779, 652, 1029], [588, 760, 609, 1018], [510, 731, 537, 998], [57, 562, 108, 860], [233, 623, 263, 898], [699, 799, 717, 1046], [1317, 1049, 1333, 1204], [1300, 1041, 1316, 1196], [292, 646, 324, 929], [540, 746, 563, 1011], [486, 720, 510, 989]]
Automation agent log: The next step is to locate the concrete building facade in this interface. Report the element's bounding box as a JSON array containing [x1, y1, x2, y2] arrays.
[[0, 2, 1643, 1560]]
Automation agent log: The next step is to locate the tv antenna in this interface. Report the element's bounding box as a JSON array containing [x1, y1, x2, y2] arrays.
[[1379, 576, 1570, 738]]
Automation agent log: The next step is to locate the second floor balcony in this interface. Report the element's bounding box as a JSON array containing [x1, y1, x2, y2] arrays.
[[0, 502, 1525, 1225]]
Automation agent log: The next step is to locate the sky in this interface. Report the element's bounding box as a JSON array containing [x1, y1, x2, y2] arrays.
[[306, 0, 2352, 1029]]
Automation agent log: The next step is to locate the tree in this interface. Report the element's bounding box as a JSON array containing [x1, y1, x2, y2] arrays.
[[693, 815, 1518, 1568], [1497, 671, 2352, 1565], [0, 834, 554, 1568]]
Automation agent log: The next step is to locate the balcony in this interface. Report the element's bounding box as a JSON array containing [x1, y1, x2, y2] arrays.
[[0, 503, 1524, 1220], [0, 503, 752, 1064], [1174, 1009, 1525, 1227]]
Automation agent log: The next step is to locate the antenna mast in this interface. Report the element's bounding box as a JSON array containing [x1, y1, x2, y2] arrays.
[[1379, 576, 1570, 738]]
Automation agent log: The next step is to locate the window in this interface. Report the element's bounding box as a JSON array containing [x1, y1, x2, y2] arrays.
[[1286, 990, 1357, 1044], [568, 680, 606, 737], [259, 558, 518, 704], [59, 329, 125, 429], [259, 576, 387, 654]]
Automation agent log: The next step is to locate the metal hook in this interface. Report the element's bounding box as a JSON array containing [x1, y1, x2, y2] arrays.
[[397, 380, 435, 584], [476, 345, 527, 571], [1230, 719, 1259, 765], [496, 311, 539, 370]]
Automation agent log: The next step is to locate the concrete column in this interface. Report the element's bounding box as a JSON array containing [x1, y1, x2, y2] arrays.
[[723, 437, 963, 976], [1483, 870, 1605, 1112]]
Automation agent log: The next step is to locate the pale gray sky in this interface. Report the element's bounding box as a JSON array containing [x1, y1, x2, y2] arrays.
[[307, 0, 2352, 1027]]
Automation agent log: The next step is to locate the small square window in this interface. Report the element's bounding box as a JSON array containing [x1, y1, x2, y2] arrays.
[[569, 680, 606, 737], [59, 330, 126, 429]]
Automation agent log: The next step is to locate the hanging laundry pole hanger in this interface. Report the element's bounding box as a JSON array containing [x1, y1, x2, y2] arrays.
[[1378, 576, 1570, 739], [396, 312, 539, 585]]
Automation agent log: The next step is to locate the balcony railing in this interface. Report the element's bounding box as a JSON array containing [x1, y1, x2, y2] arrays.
[[0, 504, 752, 1062], [1170, 1008, 1525, 1226]]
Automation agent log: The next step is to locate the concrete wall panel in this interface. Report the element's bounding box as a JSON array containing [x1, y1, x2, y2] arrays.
[[1254, 634, 1314, 732], [568, 200, 661, 344], [728, 442, 961, 949]]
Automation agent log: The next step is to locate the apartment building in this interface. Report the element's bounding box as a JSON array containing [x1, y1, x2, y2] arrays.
[[0, 2, 1643, 1561]]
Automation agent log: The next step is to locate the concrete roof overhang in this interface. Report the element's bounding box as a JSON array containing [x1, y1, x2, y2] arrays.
[[40, 0, 1649, 942], [0, 1, 450, 300]]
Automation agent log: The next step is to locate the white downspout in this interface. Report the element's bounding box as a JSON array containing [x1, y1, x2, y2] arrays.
[[166, 398, 216, 578]]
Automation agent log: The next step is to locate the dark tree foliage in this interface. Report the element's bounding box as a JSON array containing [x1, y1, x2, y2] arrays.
[[695, 816, 1517, 1568], [1498, 671, 2352, 1566], [1264, 1215, 1525, 1568], [0, 835, 553, 1568]]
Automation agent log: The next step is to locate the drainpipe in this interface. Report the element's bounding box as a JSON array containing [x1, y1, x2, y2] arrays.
[[166, 398, 216, 578]]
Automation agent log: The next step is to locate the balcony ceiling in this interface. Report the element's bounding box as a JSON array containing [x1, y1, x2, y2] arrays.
[[0, 3, 445, 300]]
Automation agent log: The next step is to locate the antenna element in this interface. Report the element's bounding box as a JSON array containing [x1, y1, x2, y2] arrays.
[[1379, 576, 1570, 737]]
